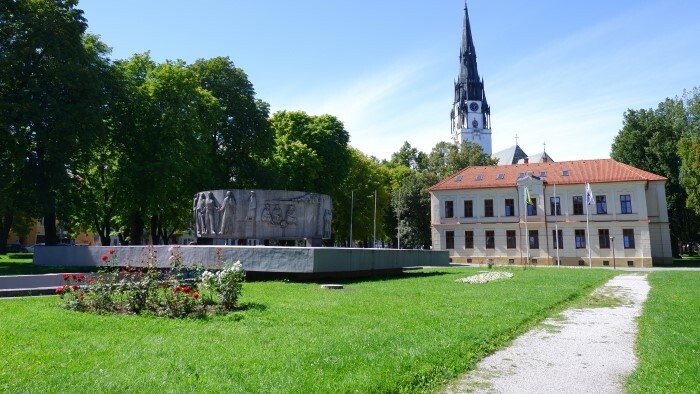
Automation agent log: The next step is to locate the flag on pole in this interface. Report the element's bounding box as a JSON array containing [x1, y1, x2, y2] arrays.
[[524, 187, 533, 205], [585, 182, 593, 205]]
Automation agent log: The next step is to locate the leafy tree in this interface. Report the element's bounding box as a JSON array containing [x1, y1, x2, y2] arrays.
[[189, 57, 272, 187], [333, 149, 392, 246], [265, 111, 351, 195], [678, 88, 700, 219], [390, 141, 427, 171], [426, 140, 497, 179], [0, 0, 109, 245], [611, 93, 700, 255], [392, 172, 437, 249]]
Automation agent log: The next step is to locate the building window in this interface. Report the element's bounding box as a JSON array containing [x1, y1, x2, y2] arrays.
[[445, 201, 454, 218], [620, 195, 632, 214], [598, 229, 610, 248], [573, 196, 583, 215], [505, 199, 515, 216], [464, 200, 473, 217], [484, 199, 494, 217], [596, 196, 607, 214], [623, 229, 635, 248], [446, 231, 454, 249], [529, 230, 539, 249], [464, 231, 474, 249], [575, 229, 586, 249], [550, 197, 561, 215], [506, 230, 516, 248], [527, 198, 537, 216], [552, 229, 563, 249], [485, 230, 495, 249]]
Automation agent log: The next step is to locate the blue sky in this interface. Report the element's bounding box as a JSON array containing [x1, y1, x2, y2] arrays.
[[79, 0, 700, 162]]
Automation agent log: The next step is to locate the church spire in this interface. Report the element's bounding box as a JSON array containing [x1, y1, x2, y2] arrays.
[[451, 2, 492, 154]]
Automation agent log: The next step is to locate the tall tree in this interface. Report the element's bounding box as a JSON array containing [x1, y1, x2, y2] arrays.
[[426, 140, 497, 179], [677, 88, 700, 223], [0, 0, 109, 245], [611, 94, 700, 255], [189, 57, 272, 187]]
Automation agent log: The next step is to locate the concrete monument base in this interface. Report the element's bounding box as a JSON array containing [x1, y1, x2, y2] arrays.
[[33, 245, 449, 279]]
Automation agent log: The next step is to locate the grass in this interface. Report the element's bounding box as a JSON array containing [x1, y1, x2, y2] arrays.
[[0, 254, 95, 276], [626, 271, 700, 393], [654, 254, 700, 268], [0, 267, 615, 393]]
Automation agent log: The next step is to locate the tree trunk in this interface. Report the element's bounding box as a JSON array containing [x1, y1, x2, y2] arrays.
[[0, 210, 13, 254], [44, 211, 58, 245], [129, 211, 144, 245]]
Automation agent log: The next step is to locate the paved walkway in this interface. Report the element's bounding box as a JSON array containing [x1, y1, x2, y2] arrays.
[[445, 274, 650, 394]]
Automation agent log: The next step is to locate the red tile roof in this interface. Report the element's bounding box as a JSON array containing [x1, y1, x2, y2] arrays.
[[429, 159, 667, 191]]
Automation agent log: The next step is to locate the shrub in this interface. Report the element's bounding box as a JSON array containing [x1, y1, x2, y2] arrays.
[[56, 247, 245, 318]]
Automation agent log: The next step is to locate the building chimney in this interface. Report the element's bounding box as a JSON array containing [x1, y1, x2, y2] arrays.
[[524, 157, 529, 163]]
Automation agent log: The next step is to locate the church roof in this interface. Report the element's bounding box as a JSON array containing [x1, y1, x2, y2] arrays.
[[492, 144, 528, 165], [517, 151, 554, 164], [429, 159, 667, 191]]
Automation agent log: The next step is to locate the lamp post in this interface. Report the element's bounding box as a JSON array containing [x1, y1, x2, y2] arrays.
[[610, 236, 616, 270]]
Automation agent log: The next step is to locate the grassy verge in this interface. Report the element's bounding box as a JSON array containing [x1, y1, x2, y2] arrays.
[[0, 267, 614, 393], [654, 255, 700, 268], [0, 254, 95, 276], [627, 271, 700, 393]]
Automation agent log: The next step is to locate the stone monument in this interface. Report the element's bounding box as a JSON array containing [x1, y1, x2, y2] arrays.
[[193, 189, 332, 246]]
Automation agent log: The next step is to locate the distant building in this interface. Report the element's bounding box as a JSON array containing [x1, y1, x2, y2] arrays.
[[450, 3, 492, 155], [492, 144, 554, 165], [429, 159, 673, 266]]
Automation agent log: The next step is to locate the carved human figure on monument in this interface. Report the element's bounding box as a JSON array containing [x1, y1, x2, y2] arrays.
[[196, 193, 207, 235], [285, 205, 297, 225], [261, 203, 271, 223], [193, 193, 199, 234], [323, 209, 331, 238], [246, 191, 256, 221], [271, 204, 282, 225], [219, 191, 236, 235], [205, 192, 218, 234]]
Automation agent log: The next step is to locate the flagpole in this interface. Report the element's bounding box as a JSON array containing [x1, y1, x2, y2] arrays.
[[585, 183, 592, 268], [525, 187, 530, 264], [554, 184, 560, 267]]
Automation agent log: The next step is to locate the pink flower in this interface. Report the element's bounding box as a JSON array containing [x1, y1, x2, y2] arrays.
[[55, 286, 64, 294], [62, 274, 70, 282], [87, 278, 94, 284]]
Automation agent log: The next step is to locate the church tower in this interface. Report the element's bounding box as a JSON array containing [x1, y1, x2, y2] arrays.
[[450, 3, 492, 154]]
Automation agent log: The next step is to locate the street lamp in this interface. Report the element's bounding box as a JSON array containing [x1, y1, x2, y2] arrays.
[[610, 236, 616, 270]]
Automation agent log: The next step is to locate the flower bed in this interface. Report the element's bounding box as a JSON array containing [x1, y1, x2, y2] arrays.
[[456, 271, 514, 284], [56, 246, 245, 318]]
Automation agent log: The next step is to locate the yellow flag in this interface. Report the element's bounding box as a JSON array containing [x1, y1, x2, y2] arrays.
[[524, 187, 533, 205]]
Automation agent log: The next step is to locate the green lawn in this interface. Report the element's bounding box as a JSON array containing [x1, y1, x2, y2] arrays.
[[0, 267, 614, 393], [627, 271, 700, 393]]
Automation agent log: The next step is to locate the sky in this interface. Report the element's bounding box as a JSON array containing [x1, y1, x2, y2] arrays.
[[78, 0, 700, 162]]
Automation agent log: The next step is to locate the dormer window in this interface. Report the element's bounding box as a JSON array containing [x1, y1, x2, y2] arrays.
[[539, 171, 547, 177], [562, 170, 570, 176], [475, 175, 484, 181], [454, 175, 463, 182], [496, 173, 505, 180]]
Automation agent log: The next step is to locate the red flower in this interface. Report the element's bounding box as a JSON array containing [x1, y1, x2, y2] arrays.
[[72, 274, 78, 280], [79, 295, 84, 301], [192, 292, 199, 299], [87, 278, 95, 284], [62, 274, 70, 282], [182, 286, 191, 294], [55, 286, 64, 294], [173, 286, 181, 293], [109, 249, 115, 255], [71, 285, 78, 291], [77, 274, 85, 282], [101, 255, 108, 262]]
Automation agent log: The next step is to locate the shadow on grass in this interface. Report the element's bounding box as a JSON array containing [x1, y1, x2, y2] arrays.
[[0, 261, 96, 276], [654, 255, 700, 268]]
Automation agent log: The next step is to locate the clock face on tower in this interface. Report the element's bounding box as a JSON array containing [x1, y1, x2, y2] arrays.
[[472, 119, 479, 128], [469, 102, 479, 112]]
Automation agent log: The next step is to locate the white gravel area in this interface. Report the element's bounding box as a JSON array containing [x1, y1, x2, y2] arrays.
[[445, 274, 650, 394]]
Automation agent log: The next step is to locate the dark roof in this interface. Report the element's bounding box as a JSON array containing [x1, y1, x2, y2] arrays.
[[429, 159, 667, 191], [492, 144, 528, 165]]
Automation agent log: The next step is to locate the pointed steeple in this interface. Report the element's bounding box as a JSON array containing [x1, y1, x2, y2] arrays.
[[451, 2, 492, 154], [458, 2, 481, 100]]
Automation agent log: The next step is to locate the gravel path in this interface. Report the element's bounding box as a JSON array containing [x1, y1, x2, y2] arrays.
[[445, 274, 650, 394]]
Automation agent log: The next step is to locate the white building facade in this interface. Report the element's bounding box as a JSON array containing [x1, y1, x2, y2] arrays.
[[429, 159, 673, 266]]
